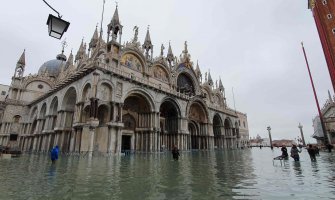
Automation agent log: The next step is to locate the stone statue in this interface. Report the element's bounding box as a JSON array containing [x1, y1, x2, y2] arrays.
[[161, 44, 165, 57], [133, 26, 139, 42], [216, 80, 218, 89], [16, 68, 23, 77], [205, 72, 207, 82], [184, 41, 188, 53]]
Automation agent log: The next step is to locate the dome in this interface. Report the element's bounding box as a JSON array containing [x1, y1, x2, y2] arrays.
[[38, 56, 66, 77]]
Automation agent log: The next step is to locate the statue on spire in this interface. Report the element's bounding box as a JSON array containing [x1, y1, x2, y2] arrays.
[[160, 44, 165, 57], [184, 41, 188, 53], [132, 26, 139, 43]]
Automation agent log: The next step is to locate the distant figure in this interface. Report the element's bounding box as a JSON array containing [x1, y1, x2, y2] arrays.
[[326, 143, 333, 153], [281, 145, 289, 159], [172, 145, 180, 161], [271, 146, 273, 150], [315, 146, 320, 155], [50, 146, 59, 164], [259, 145, 262, 149], [307, 144, 317, 162], [290, 144, 301, 161]]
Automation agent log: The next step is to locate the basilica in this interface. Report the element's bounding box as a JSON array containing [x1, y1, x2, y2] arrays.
[[0, 7, 249, 154]]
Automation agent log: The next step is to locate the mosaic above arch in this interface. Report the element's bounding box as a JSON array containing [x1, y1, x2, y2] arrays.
[[120, 53, 143, 72], [152, 65, 169, 83]]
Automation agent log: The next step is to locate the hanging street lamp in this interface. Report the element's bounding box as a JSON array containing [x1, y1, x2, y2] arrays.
[[43, 0, 70, 39]]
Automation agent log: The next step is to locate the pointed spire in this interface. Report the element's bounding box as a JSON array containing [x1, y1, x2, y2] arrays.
[[144, 27, 152, 45], [17, 49, 25, 65], [166, 41, 174, 66], [111, 5, 120, 25], [76, 38, 86, 61], [89, 25, 99, 49], [142, 26, 153, 59], [66, 50, 74, 67], [107, 5, 123, 42], [328, 90, 333, 102], [167, 41, 173, 56], [219, 77, 224, 92], [208, 70, 213, 85], [195, 60, 200, 72]]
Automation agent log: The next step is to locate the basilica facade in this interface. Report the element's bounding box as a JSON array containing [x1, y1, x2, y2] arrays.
[[0, 7, 249, 154]]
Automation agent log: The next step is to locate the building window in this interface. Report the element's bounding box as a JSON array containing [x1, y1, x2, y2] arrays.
[[37, 84, 44, 89], [1, 91, 5, 95], [327, 14, 332, 19], [323, 0, 327, 5], [238, 120, 241, 126], [243, 121, 246, 128]]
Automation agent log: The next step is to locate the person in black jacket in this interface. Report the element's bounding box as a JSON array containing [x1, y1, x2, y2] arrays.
[[281, 145, 288, 159], [307, 144, 317, 162], [172, 145, 180, 161]]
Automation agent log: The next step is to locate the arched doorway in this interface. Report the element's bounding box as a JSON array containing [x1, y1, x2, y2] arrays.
[[159, 99, 180, 150], [188, 121, 198, 149], [188, 101, 208, 150], [224, 118, 233, 149], [60, 87, 77, 152], [213, 114, 223, 149], [123, 92, 153, 152], [37, 103, 47, 151], [48, 97, 58, 151]]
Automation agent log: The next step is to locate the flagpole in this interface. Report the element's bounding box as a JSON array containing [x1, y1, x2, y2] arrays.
[[232, 87, 237, 113], [301, 42, 328, 145]]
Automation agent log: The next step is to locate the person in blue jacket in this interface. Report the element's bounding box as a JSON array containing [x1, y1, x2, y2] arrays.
[[50, 145, 59, 164]]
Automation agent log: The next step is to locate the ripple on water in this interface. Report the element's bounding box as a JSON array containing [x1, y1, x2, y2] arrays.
[[1, 149, 335, 200]]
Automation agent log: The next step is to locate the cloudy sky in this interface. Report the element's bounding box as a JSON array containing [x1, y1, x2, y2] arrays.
[[0, 1, 332, 143]]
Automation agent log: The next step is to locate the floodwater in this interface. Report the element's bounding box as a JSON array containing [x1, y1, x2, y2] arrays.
[[0, 148, 334, 200]]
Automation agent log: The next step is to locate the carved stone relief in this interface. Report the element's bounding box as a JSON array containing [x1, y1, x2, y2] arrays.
[[98, 84, 111, 101], [116, 82, 122, 97]]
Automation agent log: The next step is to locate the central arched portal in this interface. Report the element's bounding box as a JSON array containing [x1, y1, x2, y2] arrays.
[[159, 99, 180, 150], [122, 92, 153, 152], [188, 101, 209, 150]]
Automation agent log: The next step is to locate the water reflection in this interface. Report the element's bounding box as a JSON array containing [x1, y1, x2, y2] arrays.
[[0, 149, 334, 199]]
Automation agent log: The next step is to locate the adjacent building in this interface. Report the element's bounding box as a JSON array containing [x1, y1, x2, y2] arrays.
[[0, 7, 249, 154], [308, 0, 335, 92], [236, 111, 249, 148], [312, 91, 335, 144]]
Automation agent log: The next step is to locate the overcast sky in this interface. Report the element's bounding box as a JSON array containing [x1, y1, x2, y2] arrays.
[[0, 1, 332, 143]]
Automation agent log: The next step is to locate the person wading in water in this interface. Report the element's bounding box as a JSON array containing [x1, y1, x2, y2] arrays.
[[50, 145, 59, 164], [172, 145, 180, 161]]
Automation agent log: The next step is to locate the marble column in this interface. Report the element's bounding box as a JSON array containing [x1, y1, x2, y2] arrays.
[[89, 127, 95, 156]]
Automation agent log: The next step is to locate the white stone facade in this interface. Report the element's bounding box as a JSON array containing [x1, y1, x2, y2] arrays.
[[313, 91, 335, 144], [0, 7, 249, 154]]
